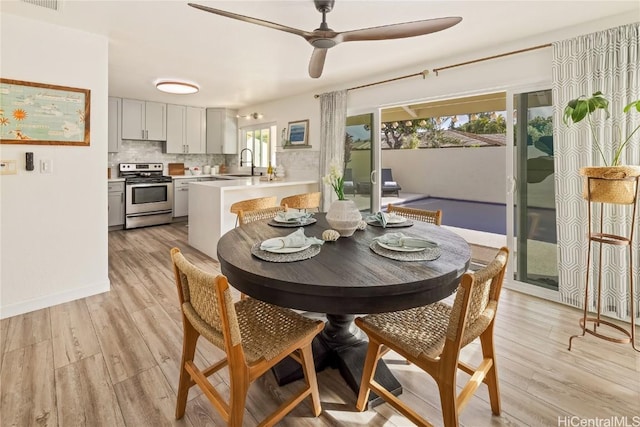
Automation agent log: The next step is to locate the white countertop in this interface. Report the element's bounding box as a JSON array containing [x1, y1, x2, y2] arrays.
[[108, 174, 304, 184], [188, 178, 319, 260], [171, 174, 221, 179], [109, 174, 252, 182], [190, 177, 317, 189]]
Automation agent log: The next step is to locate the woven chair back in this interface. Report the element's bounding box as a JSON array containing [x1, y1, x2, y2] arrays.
[[446, 247, 508, 347], [170, 248, 241, 351], [239, 205, 287, 226], [280, 192, 321, 211], [230, 196, 277, 215], [387, 204, 442, 225]]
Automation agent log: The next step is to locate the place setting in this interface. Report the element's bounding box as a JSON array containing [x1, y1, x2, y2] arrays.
[[251, 228, 324, 262], [370, 232, 441, 261], [268, 211, 317, 227], [365, 211, 414, 228]]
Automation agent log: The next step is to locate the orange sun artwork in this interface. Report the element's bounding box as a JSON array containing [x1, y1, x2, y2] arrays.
[[12, 109, 28, 121]]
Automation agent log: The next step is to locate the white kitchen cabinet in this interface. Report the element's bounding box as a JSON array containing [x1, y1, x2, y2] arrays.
[[173, 178, 198, 217], [206, 108, 237, 154], [108, 97, 121, 152], [108, 182, 125, 227], [186, 107, 206, 153], [121, 99, 166, 141], [166, 104, 186, 153], [167, 105, 205, 154], [173, 177, 218, 217]]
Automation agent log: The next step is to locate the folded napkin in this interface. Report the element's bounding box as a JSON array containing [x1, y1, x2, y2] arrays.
[[367, 211, 387, 227], [366, 211, 405, 228], [374, 232, 438, 248], [275, 211, 313, 223], [260, 228, 324, 250]]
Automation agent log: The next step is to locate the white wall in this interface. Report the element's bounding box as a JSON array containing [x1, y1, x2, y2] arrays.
[[0, 15, 109, 318], [382, 147, 507, 204], [236, 93, 320, 180]]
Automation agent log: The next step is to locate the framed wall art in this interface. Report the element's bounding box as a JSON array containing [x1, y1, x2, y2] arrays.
[[0, 78, 90, 146], [284, 119, 310, 149]]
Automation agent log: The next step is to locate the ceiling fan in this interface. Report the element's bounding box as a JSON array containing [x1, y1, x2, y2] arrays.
[[188, 1, 462, 78]]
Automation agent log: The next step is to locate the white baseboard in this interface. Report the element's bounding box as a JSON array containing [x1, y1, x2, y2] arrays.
[[0, 280, 110, 319]]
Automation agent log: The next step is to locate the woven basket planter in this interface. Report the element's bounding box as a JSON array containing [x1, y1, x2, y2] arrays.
[[579, 166, 640, 204]]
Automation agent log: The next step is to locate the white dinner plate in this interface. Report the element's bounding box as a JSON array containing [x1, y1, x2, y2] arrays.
[[377, 241, 426, 252], [262, 243, 312, 254], [385, 215, 407, 224], [274, 216, 311, 223]]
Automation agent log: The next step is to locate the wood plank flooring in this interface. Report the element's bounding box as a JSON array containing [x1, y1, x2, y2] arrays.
[[1, 222, 638, 426]]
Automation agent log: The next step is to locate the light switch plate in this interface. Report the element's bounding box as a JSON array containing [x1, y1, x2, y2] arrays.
[[41, 159, 53, 174], [0, 160, 17, 175]]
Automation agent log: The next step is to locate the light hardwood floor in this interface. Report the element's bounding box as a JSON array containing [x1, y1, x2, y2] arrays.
[[1, 222, 638, 426]]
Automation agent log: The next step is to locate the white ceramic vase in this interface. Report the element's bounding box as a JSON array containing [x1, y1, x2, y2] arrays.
[[325, 199, 362, 237]]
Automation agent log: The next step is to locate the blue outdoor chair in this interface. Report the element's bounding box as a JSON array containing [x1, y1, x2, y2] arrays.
[[381, 168, 402, 197], [343, 168, 356, 196]]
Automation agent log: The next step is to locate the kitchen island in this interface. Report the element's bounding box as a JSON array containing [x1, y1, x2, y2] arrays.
[[188, 177, 319, 260]]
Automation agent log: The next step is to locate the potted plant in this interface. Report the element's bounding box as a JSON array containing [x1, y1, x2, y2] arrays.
[[323, 161, 362, 236], [563, 92, 640, 203]]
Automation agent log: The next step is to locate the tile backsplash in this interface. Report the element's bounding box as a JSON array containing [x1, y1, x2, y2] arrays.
[[108, 140, 228, 174], [108, 140, 320, 180], [275, 150, 319, 180]]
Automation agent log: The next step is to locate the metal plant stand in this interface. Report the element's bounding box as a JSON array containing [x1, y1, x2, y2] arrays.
[[569, 175, 640, 352]]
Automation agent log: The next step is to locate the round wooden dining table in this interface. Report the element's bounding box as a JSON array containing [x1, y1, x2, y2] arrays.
[[217, 213, 471, 406]]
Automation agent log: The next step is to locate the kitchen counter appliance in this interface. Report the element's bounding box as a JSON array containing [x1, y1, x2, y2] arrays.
[[120, 163, 173, 229]]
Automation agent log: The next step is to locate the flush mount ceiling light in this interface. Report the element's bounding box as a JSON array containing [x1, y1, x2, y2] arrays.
[[155, 80, 199, 94]]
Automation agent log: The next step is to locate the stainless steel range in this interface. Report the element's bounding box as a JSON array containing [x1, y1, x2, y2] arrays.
[[120, 163, 173, 229]]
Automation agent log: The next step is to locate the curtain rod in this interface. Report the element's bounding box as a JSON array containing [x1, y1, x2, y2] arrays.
[[313, 43, 552, 98]]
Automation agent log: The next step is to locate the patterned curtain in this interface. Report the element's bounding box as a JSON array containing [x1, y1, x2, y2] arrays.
[[319, 90, 348, 211], [552, 23, 640, 320]]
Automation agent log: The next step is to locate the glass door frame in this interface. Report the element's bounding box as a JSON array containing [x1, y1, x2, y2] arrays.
[[505, 82, 559, 301], [346, 107, 381, 213]]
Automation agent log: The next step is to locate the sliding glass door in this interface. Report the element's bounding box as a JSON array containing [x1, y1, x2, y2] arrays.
[[507, 88, 558, 294], [345, 113, 376, 212]]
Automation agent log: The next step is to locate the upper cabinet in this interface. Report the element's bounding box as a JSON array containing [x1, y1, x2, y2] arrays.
[[108, 97, 121, 152], [166, 105, 206, 154], [206, 108, 237, 154], [121, 99, 166, 141]]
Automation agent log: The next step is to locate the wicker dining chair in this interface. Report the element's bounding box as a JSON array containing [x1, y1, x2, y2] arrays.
[[280, 192, 321, 212], [230, 196, 277, 226], [355, 247, 509, 427], [170, 248, 324, 427], [239, 205, 287, 226], [387, 203, 443, 225]]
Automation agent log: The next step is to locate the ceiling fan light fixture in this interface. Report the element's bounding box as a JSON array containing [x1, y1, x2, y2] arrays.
[[155, 80, 199, 94], [310, 38, 336, 49]]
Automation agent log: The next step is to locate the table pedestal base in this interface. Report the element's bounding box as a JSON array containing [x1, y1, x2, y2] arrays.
[[272, 314, 402, 408]]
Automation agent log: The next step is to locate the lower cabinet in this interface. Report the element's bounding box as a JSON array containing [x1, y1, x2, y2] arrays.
[[174, 178, 198, 217], [174, 177, 216, 217], [108, 182, 125, 227]]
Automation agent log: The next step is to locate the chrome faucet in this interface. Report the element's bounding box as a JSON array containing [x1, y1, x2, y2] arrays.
[[239, 148, 254, 176]]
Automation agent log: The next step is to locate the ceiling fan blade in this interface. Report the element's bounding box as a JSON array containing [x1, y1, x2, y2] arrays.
[[188, 3, 313, 39], [309, 48, 328, 78], [339, 17, 462, 42]]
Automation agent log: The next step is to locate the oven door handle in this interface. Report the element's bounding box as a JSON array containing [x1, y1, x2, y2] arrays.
[[126, 210, 173, 218], [126, 182, 171, 188]]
